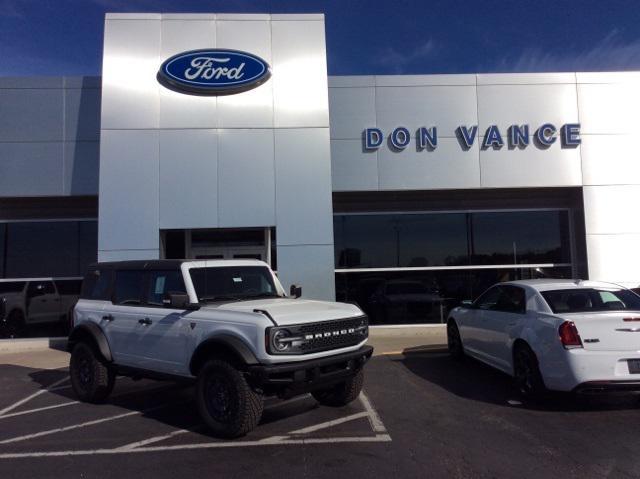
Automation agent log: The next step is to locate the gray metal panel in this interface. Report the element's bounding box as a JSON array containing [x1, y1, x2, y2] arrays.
[[477, 73, 576, 85], [480, 140, 582, 188], [375, 74, 476, 86], [64, 87, 101, 141], [0, 77, 63, 88], [0, 89, 63, 141], [216, 13, 269, 21], [98, 249, 159, 262], [101, 19, 161, 130], [106, 13, 161, 20], [218, 129, 275, 227], [375, 86, 477, 138], [585, 233, 640, 286], [578, 83, 640, 134], [159, 129, 218, 230], [271, 20, 330, 128], [271, 14, 324, 21], [329, 87, 375, 139], [331, 140, 378, 192], [0, 142, 64, 196], [378, 138, 481, 190], [98, 130, 159, 251], [477, 84, 579, 131], [161, 13, 217, 20], [276, 244, 335, 300], [581, 134, 640, 186], [274, 128, 333, 245], [216, 20, 274, 129], [583, 185, 640, 234], [64, 76, 101, 89], [158, 20, 217, 129], [328, 76, 375, 88], [576, 72, 640, 84], [64, 141, 99, 195]]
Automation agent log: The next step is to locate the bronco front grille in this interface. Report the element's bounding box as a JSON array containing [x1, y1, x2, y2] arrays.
[[298, 315, 368, 353]]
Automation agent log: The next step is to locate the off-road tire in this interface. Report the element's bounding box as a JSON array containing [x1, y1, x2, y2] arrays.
[[69, 341, 115, 403], [312, 368, 364, 407], [196, 360, 263, 438], [447, 320, 465, 360], [513, 343, 546, 399]]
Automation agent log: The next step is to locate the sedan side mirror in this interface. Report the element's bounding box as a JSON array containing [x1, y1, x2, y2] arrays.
[[460, 300, 474, 308], [289, 284, 302, 299], [164, 292, 200, 310]]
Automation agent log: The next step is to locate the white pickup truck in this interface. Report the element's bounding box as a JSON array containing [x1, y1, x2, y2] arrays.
[[68, 259, 372, 438]]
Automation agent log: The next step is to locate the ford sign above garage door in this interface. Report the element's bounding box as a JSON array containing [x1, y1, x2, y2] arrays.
[[157, 49, 271, 95]]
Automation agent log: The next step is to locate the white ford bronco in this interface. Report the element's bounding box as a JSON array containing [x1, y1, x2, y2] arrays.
[[68, 259, 372, 437]]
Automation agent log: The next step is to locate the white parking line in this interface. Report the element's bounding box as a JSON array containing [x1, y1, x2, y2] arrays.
[[0, 376, 70, 417], [288, 412, 369, 435], [0, 434, 393, 459], [359, 392, 387, 433], [0, 401, 79, 420], [116, 426, 198, 451]]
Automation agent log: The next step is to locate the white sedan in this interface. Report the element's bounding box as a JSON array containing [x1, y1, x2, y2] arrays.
[[446, 279, 640, 397]]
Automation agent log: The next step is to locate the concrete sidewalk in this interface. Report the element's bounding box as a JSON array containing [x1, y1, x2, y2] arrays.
[[0, 325, 446, 369]]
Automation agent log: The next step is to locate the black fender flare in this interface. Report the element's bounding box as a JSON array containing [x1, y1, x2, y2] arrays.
[[190, 334, 259, 375], [67, 322, 113, 362]]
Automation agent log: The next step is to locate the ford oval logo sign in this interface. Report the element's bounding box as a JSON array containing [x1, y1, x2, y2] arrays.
[[157, 49, 271, 95]]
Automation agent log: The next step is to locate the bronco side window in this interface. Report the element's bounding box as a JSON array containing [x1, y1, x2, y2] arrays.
[[113, 270, 145, 306]]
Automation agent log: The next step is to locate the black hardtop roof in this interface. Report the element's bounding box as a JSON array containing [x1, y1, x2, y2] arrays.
[[88, 260, 186, 271]]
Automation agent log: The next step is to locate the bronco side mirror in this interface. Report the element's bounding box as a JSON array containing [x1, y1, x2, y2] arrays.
[[165, 292, 200, 310], [289, 284, 302, 299]]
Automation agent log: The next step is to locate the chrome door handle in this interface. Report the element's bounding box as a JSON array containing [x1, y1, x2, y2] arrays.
[[102, 314, 114, 322], [138, 317, 152, 325]]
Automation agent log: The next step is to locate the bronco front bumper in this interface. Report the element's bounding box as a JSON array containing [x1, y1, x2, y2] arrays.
[[247, 345, 373, 397]]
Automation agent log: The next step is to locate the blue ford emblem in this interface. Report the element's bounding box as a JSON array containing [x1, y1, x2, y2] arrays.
[[157, 49, 271, 95]]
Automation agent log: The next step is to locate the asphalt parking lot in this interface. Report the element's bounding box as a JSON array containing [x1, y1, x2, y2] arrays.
[[1, 349, 640, 478]]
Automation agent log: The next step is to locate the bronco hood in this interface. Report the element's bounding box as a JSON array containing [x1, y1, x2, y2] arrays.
[[214, 298, 364, 326]]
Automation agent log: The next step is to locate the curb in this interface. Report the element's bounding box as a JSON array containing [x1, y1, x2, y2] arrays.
[[0, 337, 68, 353]]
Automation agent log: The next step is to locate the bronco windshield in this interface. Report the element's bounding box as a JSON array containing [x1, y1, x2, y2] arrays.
[[541, 288, 640, 314], [189, 266, 280, 302]]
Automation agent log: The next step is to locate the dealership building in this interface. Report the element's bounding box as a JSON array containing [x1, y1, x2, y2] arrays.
[[1, 12, 639, 327]]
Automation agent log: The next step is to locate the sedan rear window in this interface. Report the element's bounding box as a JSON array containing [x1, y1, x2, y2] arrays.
[[541, 288, 640, 313]]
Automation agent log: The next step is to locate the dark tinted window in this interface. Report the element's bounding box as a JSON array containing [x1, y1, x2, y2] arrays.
[[113, 270, 145, 305], [496, 286, 526, 314], [474, 287, 503, 310], [542, 288, 640, 313], [27, 281, 55, 298], [0, 281, 26, 294], [146, 270, 186, 306], [55, 280, 82, 296], [190, 266, 278, 302]]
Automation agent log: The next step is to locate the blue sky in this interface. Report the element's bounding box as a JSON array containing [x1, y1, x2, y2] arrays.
[[2, 0, 640, 76]]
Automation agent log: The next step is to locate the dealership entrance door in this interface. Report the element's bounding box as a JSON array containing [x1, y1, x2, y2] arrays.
[[161, 227, 275, 268]]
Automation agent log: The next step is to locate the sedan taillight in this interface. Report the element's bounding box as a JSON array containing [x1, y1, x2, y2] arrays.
[[559, 321, 583, 349]]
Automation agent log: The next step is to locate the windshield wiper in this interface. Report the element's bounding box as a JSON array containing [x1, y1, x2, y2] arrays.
[[200, 295, 242, 302], [239, 293, 283, 300]]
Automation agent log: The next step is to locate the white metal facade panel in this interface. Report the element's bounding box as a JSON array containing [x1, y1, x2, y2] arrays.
[[159, 20, 217, 129], [378, 138, 481, 190], [98, 130, 159, 253], [577, 83, 640, 134], [328, 87, 376, 140], [271, 20, 330, 128], [64, 141, 99, 195], [216, 20, 274, 129], [586, 234, 640, 287], [274, 128, 333, 246], [158, 129, 218, 230], [331, 140, 378, 191], [0, 142, 64, 196], [583, 185, 640, 235], [0, 89, 63, 142], [217, 129, 275, 227], [581, 135, 640, 186], [375, 86, 478, 138], [480, 140, 582, 188], [101, 19, 161, 129], [276, 244, 336, 301]]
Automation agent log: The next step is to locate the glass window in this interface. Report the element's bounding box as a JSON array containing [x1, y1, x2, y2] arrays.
[[335, 266, 571, 325], [0, 281, 26, 294], [27, 281, 55, 298], [190, 266, 278, 302], [146, 270, 187, 306], [541, 288, 640, 313], [113, 270, 145, 306], [496, 285, 526, 314], [471, 211, 570, 265], [474, 287, 503, 310], [54, 279, 82, 296], [78, 222, 98, 275]]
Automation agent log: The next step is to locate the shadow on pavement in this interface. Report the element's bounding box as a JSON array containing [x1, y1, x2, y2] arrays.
[[398, 348, 640, 413]]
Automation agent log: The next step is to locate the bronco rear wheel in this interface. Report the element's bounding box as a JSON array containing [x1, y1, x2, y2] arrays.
[[312, 368, 364, 407], [196, 360, 263, 438]]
